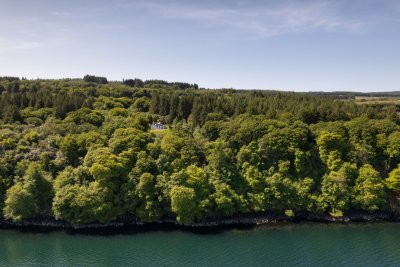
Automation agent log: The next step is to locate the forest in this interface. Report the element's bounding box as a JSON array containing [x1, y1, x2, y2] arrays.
[[1, 75, 400, 225]]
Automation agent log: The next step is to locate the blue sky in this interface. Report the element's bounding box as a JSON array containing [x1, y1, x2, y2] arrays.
[[1, 0, 400, 91]]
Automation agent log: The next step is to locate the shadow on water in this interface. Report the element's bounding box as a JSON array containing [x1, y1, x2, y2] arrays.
[[1, 219, 396, 236], [68, 222, 259, 236], [0, 222, 259, 236]]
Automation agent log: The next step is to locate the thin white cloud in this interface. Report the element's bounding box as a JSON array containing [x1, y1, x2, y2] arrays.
[[0, 0, 371, 55], [0, 35, 75, 55], [0, 15, 74, 54], [128, 0, 365, 37], [0, 37, 46, 52], [49, 11, 71, 17]]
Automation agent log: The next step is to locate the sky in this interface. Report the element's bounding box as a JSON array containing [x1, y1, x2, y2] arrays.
[[1, 0, 400, 92]]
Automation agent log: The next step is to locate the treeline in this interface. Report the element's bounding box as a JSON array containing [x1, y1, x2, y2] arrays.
[[1, 78, 397, 125], [83, 75, 108, 84], [123, 78, 198, 90], [149, 90, 389, 125], [1, 78, 400, 225], [82, 74, 199, 90], [0, 76, 22, 82]]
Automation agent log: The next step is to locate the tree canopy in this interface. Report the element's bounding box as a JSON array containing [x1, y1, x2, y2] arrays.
[[0, 77, 399, 224]]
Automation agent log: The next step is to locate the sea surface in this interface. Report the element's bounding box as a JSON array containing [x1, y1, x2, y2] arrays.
[[1, 223, 400, 266]]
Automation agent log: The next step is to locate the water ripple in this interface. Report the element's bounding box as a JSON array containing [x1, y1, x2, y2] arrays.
[[1, 223, 400, 267]]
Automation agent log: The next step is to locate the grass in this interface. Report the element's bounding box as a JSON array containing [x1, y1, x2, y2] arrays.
[[150, 128, 170, 139], [354, 96, 400, 105]]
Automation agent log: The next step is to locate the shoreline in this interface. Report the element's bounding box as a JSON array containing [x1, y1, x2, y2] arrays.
[[0, 212, 399, 234]]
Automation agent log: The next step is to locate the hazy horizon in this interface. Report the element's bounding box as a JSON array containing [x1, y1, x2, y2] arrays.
[[1, 0, 400, 92]]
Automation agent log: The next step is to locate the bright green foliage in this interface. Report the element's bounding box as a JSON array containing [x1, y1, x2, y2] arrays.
[[170, 165, 212, 216], [317, 131, 347, 171], [135, 173, 162, 222], [52, 167, 115, 224], [386, 165, 400, 191], [24, 130, 40, 144], [241, 163, 266, 212], [318, 172, 350, 216], [3, 183, 35, 221], [64, 108, 105, 127], [53, 182, 114, 225], [243, 164, 265, 191], [110, 107, 128, 117], [4, 163, 53, 221], [0, 129, 18, 150], [72, 182, 114, 223], [352, 164, 386, 212], [60, 135, 80, 166], [326, 151, 343, 172], [170, 186, 199, 224], [132, 151, 157, 175], [133, 97, 150, 112], [108, 128, 150, 154], [293, 178, 314, 209], [53, 166, 91, 190], [201, 120, 222, 141], [264, 172, 314, 212], [345, 118, 377, 164], [206, 141, 242, 191], [265, 173, 297, 211], [85, 147, 131, 190], [94, 96, 132, 110], [386, 132, 400, 165], [237, 141, 261, 168], [211, 181, 242, 216], [1, 78, 400, 225], [160, 132, 184, 158]]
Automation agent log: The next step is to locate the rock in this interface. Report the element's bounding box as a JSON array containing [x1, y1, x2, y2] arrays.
[[0, 212, 398, 232]]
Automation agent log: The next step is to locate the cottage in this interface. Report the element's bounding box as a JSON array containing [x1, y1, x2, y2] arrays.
[[151, 121, 167, 130]]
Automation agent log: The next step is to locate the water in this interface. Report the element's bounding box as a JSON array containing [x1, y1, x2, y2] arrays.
[[1, 223, 400, 266]]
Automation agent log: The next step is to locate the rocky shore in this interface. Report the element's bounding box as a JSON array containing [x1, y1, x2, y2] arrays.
[[0, 212, 399, 233]]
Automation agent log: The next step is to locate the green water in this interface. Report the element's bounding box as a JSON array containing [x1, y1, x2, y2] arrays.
[[1, 223, 400, 266]]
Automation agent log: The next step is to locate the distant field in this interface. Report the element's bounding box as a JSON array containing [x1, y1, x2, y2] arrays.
[[354, 96, 400, 105]]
